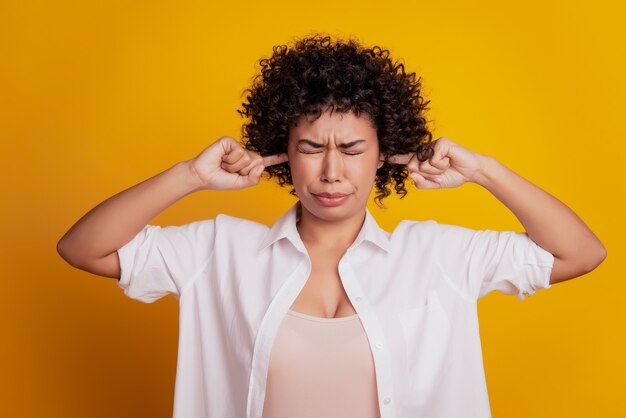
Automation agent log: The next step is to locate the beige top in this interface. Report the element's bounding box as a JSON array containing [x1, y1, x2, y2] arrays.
[[261, 309, 381, 418]]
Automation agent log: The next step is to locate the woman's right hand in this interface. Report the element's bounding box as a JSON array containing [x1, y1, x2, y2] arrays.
[[187, 136, 288, 191]]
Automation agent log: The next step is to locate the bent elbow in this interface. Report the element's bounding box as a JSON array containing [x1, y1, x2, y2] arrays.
[[57, 239, 70, 262], [594, 245, 608, 268], [584, 245, 607, 273], [56, 239, 82, 268]]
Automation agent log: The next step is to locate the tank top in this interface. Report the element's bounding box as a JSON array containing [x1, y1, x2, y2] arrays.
[[261, 309, 381, 418]]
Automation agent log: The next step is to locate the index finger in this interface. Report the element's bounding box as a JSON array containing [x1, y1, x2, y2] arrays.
[[262, 153, 289, 167], [384, 153, 414, 165]]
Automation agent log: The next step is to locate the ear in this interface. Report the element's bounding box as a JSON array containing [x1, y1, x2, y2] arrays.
[[377, 152, 385, 169]]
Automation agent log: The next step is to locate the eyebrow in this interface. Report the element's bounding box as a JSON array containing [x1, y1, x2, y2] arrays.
[[297, 139, 366, 148]]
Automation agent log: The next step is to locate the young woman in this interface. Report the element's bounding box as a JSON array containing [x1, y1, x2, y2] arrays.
[[57, 33, 606, 418]]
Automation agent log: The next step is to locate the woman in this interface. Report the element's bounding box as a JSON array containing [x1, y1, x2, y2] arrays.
[[57, 33, 606, 418]]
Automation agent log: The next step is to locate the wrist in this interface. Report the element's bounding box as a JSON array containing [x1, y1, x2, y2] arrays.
[[470, 154, 499, 187], [179, 160, 208, 194]]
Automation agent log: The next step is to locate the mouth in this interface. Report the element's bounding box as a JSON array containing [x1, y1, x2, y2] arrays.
[[312, 193, 351, 206], [314, 193, 349, 198]]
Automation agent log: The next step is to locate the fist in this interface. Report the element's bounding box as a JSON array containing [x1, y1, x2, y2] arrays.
[[384, 137, 484, 189], [188, 136, 288, 191]]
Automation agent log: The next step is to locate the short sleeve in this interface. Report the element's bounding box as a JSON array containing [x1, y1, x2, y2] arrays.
[[116, 219, 216, 303], [434, 223, 555, 301]]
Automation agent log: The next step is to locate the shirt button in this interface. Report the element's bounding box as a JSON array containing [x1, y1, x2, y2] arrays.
[[383, 397, 391, 405], [355, 297, 362, 302], [375, 341, 383, 349]]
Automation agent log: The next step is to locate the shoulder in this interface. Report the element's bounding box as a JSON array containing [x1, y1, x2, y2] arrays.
[[214, 212, 270, 245], [215, 212, 268, 230], [155, 213, 267, 238], [393, 218, 471, 238], [390, 218, 487, 252]]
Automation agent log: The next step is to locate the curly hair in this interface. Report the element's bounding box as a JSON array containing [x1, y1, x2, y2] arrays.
[[237, 32, 435, 209]]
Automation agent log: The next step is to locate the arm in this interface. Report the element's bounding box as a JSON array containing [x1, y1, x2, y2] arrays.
[[471, 154, 607, 285], [57, 136, 287, 279], [392, 136, 607, 286], [57, 161, 205, 278]]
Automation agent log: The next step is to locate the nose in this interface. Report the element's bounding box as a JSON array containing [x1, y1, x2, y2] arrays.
[[320, 149, 344, 183]]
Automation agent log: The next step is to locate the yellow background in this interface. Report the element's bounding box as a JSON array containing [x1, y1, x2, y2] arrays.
[[2, 0, 623, 416]]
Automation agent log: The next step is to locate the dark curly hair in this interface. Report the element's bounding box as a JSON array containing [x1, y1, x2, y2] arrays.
[[237, 32, 435, 209]]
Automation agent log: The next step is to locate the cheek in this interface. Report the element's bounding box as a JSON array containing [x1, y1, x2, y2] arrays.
[[350, 156, 379, 175], [289, 158, 316, 181]]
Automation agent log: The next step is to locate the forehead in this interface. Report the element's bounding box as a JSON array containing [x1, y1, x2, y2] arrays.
[[289, 109, 377, 142]]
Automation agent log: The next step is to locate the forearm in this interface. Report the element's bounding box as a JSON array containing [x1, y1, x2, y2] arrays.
[[57, 160, 204, 266], [472, 155, 606, 269]]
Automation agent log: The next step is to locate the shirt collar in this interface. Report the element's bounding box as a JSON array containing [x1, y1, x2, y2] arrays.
[[259, 200, 391, 254]]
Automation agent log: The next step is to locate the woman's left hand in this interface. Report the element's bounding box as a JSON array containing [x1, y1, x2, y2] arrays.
[[384, 137, 485, 189]]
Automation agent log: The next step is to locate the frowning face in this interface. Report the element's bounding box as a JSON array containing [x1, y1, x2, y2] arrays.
[[287, 108, 384, 222]]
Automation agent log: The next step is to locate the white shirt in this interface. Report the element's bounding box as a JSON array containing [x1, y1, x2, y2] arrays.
[[116, 200, 555, 418]]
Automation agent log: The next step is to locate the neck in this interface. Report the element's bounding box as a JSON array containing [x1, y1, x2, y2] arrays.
[[295, 201, 366, 250]]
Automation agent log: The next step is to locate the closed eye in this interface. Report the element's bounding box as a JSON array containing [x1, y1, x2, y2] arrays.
[[296, 139, 366, 156], [299, 150, 362, 156]]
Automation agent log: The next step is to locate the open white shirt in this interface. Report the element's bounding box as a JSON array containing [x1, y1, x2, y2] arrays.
[[116, 200, 555, 418]]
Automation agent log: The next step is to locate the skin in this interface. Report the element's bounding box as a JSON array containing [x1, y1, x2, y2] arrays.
[[211, 106, 605, 317], [387, 138, 607, 285], [55, 106, 606, 299], [248, 107, 606, 286], [287, 109, 385, 252], [285, 109, 385, 316]]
